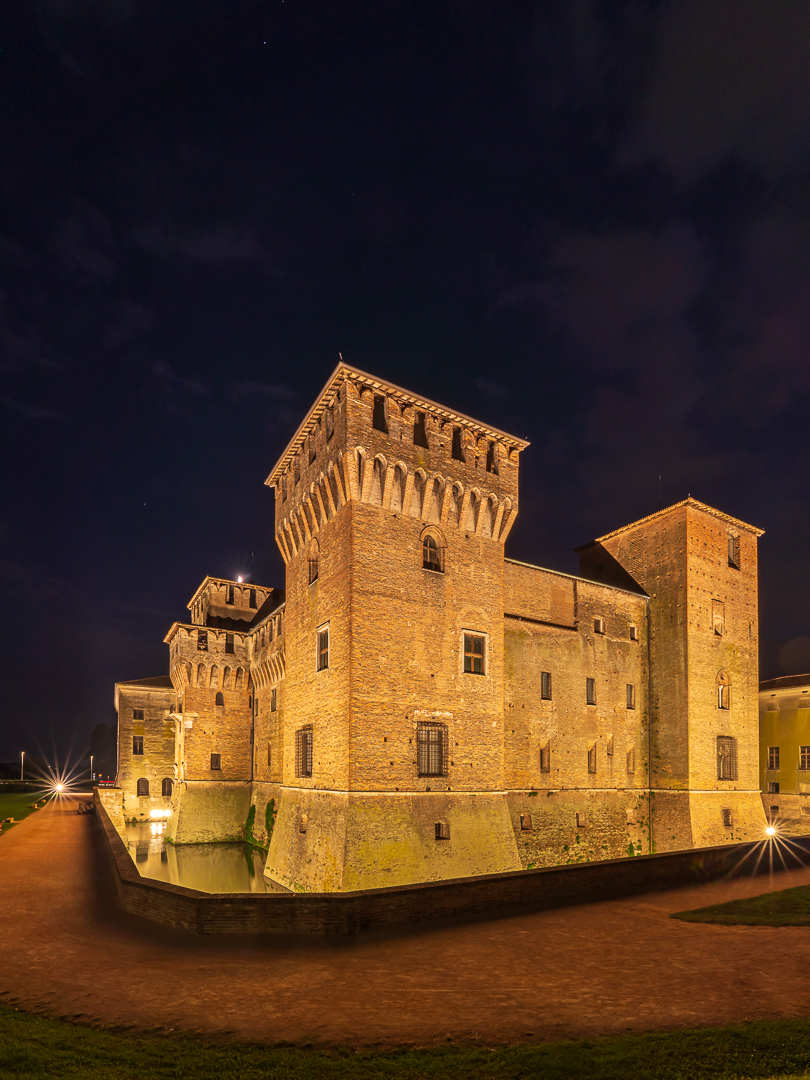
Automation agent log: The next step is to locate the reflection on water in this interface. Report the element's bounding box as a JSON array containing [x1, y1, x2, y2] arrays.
[[125, 823, 268, 893]]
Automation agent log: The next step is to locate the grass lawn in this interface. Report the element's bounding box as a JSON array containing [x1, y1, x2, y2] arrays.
[[672, 884, 810, 927], [0, 792, 45, 834], [2, 1008, 810, 1079]]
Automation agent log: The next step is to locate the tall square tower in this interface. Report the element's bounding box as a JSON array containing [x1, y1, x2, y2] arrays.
[[263, 363, 529, 891]]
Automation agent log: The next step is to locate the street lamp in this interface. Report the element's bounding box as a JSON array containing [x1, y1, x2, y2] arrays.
[[20, 751, 24, 781], [90, 755, 94, 784]]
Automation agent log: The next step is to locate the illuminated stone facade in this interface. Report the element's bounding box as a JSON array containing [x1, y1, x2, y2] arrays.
[[114, 362, 767, 891], [759, 674, 810, 835]]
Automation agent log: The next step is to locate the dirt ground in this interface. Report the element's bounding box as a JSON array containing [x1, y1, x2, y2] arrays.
[[1, 796, 810, 1047]]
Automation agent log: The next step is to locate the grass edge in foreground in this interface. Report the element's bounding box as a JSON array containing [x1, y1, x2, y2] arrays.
[[2, 1006, 810, 1079], [672, 882, 810, 926]]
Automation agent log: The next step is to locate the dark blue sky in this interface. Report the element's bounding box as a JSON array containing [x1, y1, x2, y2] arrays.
[[3, 0, 810, 764]]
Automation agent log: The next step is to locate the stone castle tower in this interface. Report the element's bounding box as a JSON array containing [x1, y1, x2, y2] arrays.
[[111, 362, 767, 892]]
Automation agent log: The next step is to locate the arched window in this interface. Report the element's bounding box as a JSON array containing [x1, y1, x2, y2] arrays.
[[390, 464, 407, 513], [196, 662, 206, 688], [222, 666, 232, 690], [161, 778, 173, 797], [136, 778, 149, 797], [717, 670, 730, 710], [215, 692, 224, 707], [235, 667, 245, 690], [369, 456, 387, 506], [426, 477, 444, 524], [208, 664, 219, 689], [409, 470, 426, 518], [355, 448, 366, 497], [448, 483, 463, 526], [465, 490, 480, 533], [422, 533, 444, 573], [309, 539, 319, 584]]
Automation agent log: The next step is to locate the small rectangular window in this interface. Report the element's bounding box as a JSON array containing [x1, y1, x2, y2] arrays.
[[451, 427, 465, 462], [768, 783, 779, 795], [413, 411, 429, 448], [227, 584, 234, 604], [295, 727, 313, 777], [541, 671, 552, 700], [132, 736, 143, 755], [587, 744, 597, 773], [210, 753, 221, 771], [586, 677, 596, 705], [417, 723, 448, 777], [225, 633, 234, 654], [197, 630, 208, 651], [463, 633, 486, 675], [267, 743, 272, 768], [801, 746, 810, 770], [372, 394, 389, 433], [712, 599, 724, 637], [249, 588, 257, 608], [540, 742, 551, 772], [520, 812, 532, 831], [435, 821, 450, 840], [768, 746, 779, 770], [594, 617, 605, 634], [626, 683, 635, 709], [629, 625, 638, 642], [317, 627, 329, 671], [133, 709, 144, 720], [576, 811, 587, 828], [299, 814, 308, 834], [717, 684, 730, 710], [721, 808, 733, 827], [728, 533, 741, 569], [271, 687, 277, 712], [607, 735, 614, 756], [309, 557, 319, 584]]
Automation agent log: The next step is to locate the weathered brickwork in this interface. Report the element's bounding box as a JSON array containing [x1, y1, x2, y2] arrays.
[[112, 362, 768, 892]]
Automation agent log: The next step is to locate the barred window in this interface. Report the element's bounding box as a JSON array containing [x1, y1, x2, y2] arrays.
[[801, 746, 810, 770], [626, 683, 635, 709], [463, 633, 486, 675], [717, 736, 738, 780], [768, 746, 779, 770], [198, 630, 208, 651], [586, 677, 596, 705], [422, 534, 443, 573], [161, 778, 173, 797], [722, 808, 733, 827], [210, 753, 221, 771], [541, 671, 552, 700], [435, 821, 450, 840], [540, 741, 551, 773], [587, 744, 597, 773], [728, 533, 741, 569], [295, 726, 313, 778], [417, 722, 448, 777], [317, 626, 329, 671], [271, 687, 277, 712], [132, 736, 143, 755], [133, 709, 144, 720], [136, 778, 149, 796], [225, 633, 234, 654]]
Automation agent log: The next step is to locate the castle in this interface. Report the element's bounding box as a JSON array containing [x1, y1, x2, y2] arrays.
[[111, 362, 767, 892]]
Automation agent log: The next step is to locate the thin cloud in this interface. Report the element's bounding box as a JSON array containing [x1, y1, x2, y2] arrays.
[[135, 223, 265, 263], [0, 395, 60, 420]]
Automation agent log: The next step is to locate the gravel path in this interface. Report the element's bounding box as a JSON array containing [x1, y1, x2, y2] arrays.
[[1, 797, 809, 1047]]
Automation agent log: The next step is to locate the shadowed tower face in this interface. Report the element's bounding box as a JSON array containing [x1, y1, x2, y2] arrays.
[[579, 499, 764, 851], [264, 364, 529, 891]]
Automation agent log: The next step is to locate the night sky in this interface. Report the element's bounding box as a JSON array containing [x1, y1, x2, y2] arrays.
[[3, 1, 810, 766]]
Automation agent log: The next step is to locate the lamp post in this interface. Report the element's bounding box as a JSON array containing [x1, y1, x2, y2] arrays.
[[90, 755, 94, 786], [20, 751, 24, 781]]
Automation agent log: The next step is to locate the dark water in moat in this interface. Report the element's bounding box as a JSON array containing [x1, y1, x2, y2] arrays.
[[125, 823, 268, 893]]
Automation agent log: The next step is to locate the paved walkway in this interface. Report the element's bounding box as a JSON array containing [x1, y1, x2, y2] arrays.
[[2, 797, 810, 1046]]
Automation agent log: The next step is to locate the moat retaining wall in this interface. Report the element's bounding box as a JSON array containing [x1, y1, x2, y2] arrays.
[[94, 790, 810, 936]]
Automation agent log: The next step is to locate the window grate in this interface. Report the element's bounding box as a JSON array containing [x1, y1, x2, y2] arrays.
[[295, 727, 313, 777], [463, 633, 485, 675], [717, 735, 738, 780], [133, 709, 144, 720], [417, 722, 448, 777]]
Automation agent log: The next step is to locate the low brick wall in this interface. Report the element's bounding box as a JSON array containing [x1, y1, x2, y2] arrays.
[[94, 792, 810, 936]]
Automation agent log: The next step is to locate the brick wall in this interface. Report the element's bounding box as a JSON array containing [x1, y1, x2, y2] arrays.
[[115, 680, 175, 820]]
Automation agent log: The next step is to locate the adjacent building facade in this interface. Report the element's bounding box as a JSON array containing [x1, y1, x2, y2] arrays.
[[759, 674, 810, 834], [111, 362, 768, 892]]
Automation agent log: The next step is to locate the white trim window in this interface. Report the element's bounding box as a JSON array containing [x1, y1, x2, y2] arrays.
[[316, 624, 330, 671]]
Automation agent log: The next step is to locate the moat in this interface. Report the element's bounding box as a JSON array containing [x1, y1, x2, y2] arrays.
[[125, 823, 268, 893]]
